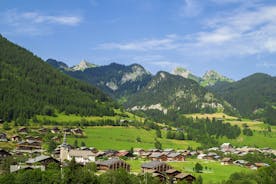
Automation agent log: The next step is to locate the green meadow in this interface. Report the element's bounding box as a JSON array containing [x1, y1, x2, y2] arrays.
[[67, 126, 200, 150], [127, 158, 252, 184]]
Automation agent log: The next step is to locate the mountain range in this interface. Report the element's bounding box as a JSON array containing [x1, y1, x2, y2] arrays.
[[47, 59, 276, 124]]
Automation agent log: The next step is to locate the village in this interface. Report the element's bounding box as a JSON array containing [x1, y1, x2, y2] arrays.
[[1, 126, 276, 183]]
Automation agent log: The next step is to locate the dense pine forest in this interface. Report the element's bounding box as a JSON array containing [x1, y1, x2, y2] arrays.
[[0, 35, 116, 122]]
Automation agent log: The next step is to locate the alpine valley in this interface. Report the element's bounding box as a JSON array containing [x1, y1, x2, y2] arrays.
[[0, 35, 275, 184]]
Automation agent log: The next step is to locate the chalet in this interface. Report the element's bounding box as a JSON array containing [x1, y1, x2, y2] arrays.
[[11, 135, 21, 142], [254, 162, 269, 168], [133, 148, 144, 156], [18, 127, 28, 134], [103, 150, 118, 157], [141, 152, 151, 159], [174, 173, 196, 184], [197, 154, 206, 160], [96, 158, 130, 171], [38, 128, 49, 134], [17, 140, 41, 151], [51, 136, 60, 142], [26, 155, 59, 167], [116, 150, 130, 157], [233, 160, 248, 166], [0, 149, 11, 159], [220, 143, 233, 152], [10, 165, 45, 173], [147, 170, 166, 182], [165, 169, 181, 177], [51, 127, 60, 134], [26, 136, 42, 142], [167, 152, 185, 161], [149, 153, 168, 161], [221, 157, 233, 165], [68, 150, 96, 164], [63, 128, 72, 135], [141, 161, 172, 173], [71, 128, 83, 136], [0, 133, 8, 142], [205, 152, 218, 160]]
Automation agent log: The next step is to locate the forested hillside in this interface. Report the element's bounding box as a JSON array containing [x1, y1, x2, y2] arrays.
[[0, 35, 115, 121], [125, 71, 237, 118], [209, 73, 276, 124]]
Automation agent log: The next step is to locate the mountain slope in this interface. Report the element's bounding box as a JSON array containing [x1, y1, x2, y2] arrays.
[[0, 35, 115, 121], [173, 67, 201, 83], [209, 73, 276, 121], [125, 71, 236, 116], [172, 67, 234, 87], [201, 70, 234, 87], [47, 60, 152, 99]]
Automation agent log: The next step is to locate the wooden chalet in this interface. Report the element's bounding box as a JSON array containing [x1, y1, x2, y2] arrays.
[[133, 148, 145, 156], [116, 150, 130, 157], [174, 173, 196, 184], [149, 153, 168, 161], [221, 157, 233, 165], [17, 140, 41, 151], [71, 128, 83, 136], [51, 127, 60, 134], [11, 135, 21, 142], [0, 133, 8, 142], [165, 169, 181, 177], [18, 127, 28, 134], [0, 149, 11, 159], [26, 155, 59, 167], [167, 152, 185, 161], [10, 165, 45, 173], [38, 128, 49, 134], [141, 161, 172, 173], [96, 158, 130, 171]]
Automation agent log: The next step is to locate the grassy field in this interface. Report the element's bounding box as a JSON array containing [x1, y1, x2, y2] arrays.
[[36, 110, 144, 124], [127, 158, 251, 184], [185, 113, 276, 148], [67, 126, 200, 150], [220, 131, 276, 149]]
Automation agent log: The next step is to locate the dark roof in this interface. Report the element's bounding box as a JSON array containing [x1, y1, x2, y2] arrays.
[[97, 158, 127, 166], [150, 153, 164, 158], [167, 152, 181, 158], [165, 169, 180, 174], [174, 173, 195, 179], [26, 155, 51, 164], [141, 161, 167, 169]]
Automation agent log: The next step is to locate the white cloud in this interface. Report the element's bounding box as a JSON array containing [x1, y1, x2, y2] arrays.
[[98, 36, 178, 51], [179, 0, 203, 17], [0, 9, 82, 35], [97, 4, 276, 60]]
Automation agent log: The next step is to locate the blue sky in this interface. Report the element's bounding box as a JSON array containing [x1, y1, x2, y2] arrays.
[[1, 0, 276, 80]]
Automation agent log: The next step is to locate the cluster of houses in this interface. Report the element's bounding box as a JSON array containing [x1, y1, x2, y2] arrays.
[[196, 143, 275, 170], [1, 126, 276, 183], [0, 127, 84, 153]]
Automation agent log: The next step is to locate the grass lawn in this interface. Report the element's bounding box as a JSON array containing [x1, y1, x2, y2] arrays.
[[220, 130, 276, 149], [67, 126, 200, 150], [127, 158, 251, 184]]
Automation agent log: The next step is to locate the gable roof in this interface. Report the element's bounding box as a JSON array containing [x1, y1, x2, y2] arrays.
[[141, 161, 167, 168], [96, 158, 127, 166], [174, 173, 195, 179], [26, 155, 54, 164]]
